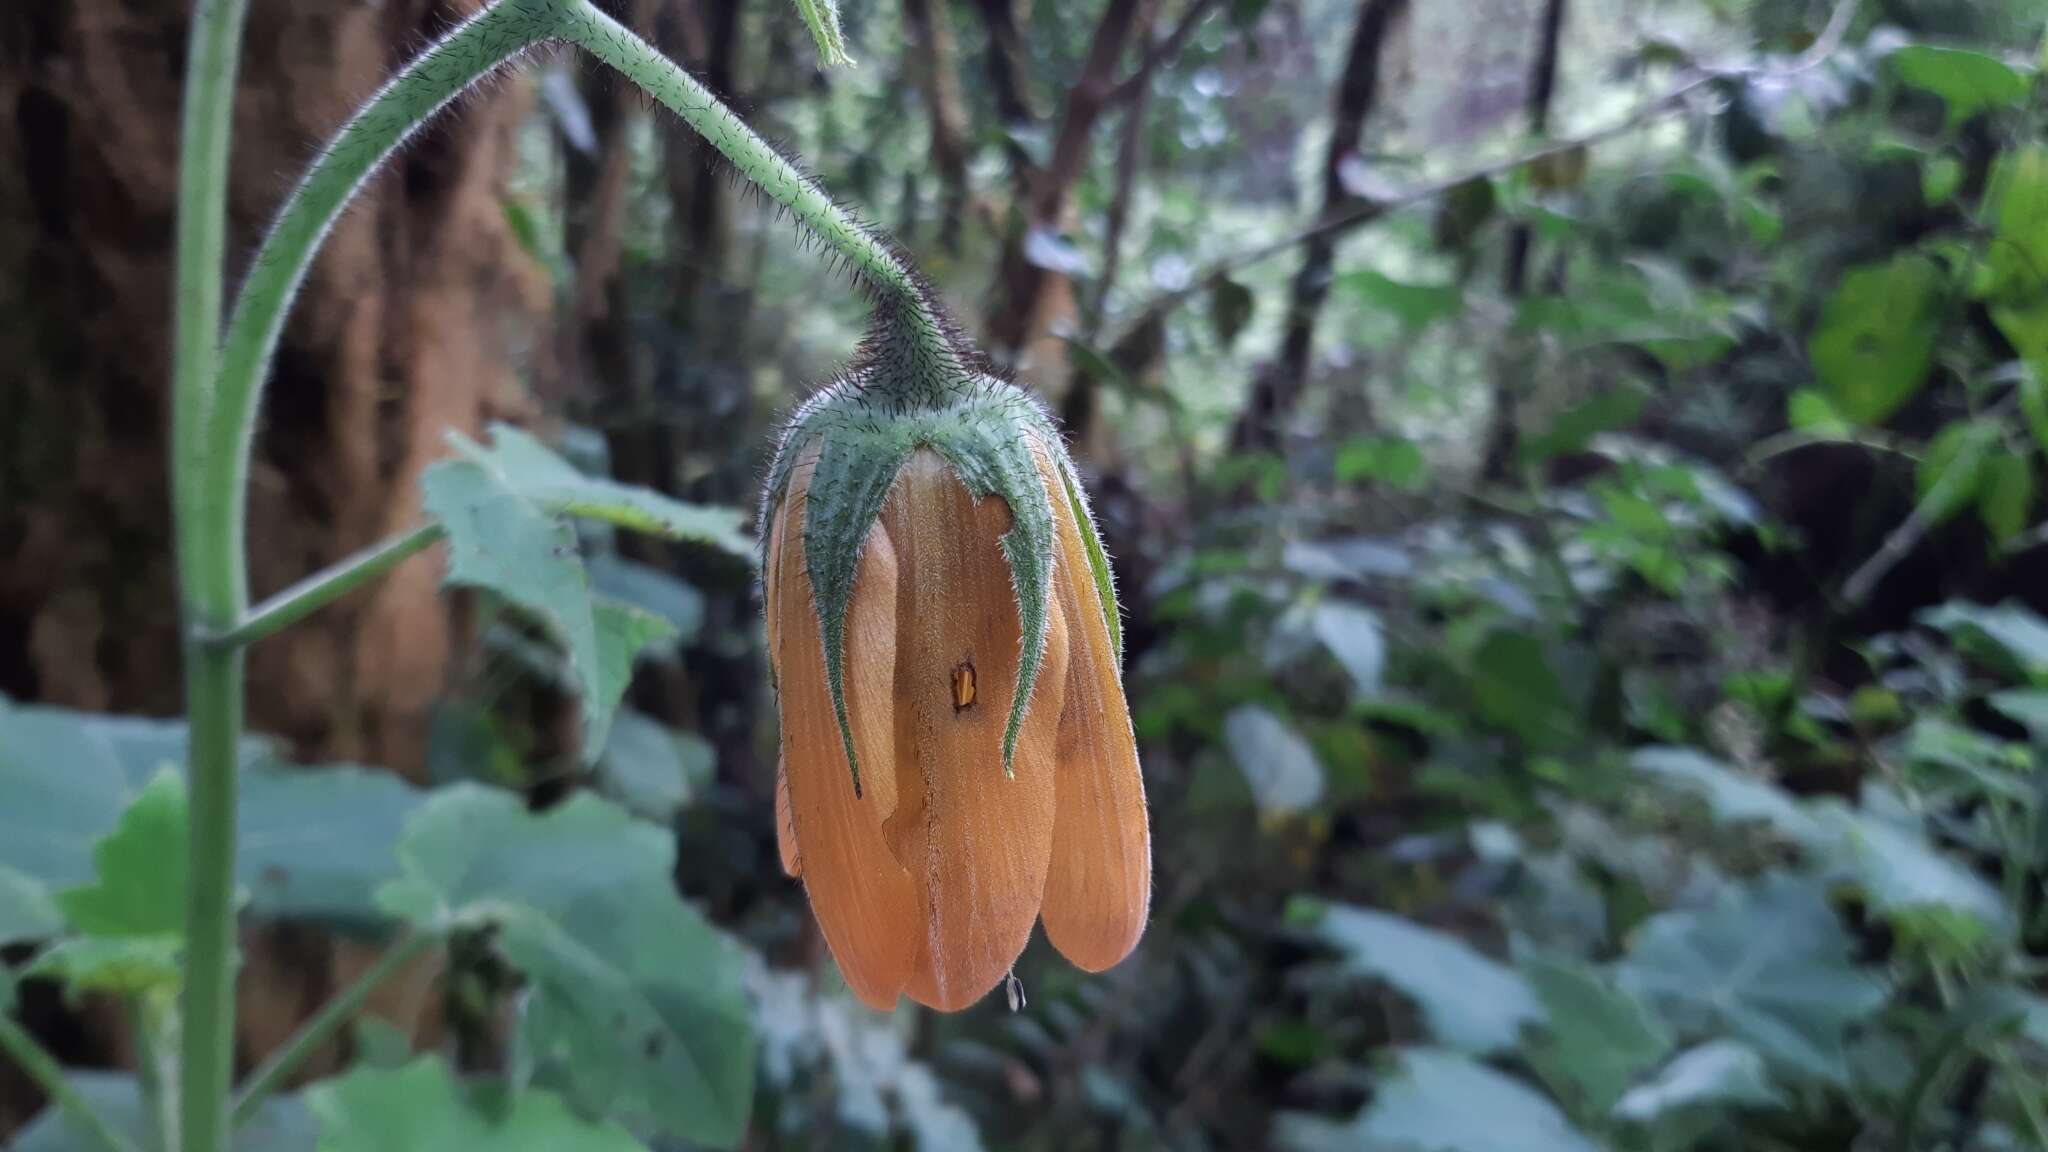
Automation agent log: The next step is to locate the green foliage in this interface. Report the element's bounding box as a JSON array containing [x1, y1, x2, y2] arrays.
[[1809, 255, 1942, 426], [1278, 1049, 1599, 1152], [1305, 902, 1543, 1055], [307, 1056, 644, 1152], [9, 1073, 312, 1152], [1890, 44, 2033, 128]]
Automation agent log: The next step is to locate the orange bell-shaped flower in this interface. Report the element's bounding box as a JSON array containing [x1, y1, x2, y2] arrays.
[[763, 371, 1149, 1012]]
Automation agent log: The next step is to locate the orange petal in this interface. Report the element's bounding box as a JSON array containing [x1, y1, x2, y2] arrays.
[[881, 450, 1069, 1011], [775, 461, 919, 1010], [775, 756, 800, 878], [1033, 447, 1151, 972]]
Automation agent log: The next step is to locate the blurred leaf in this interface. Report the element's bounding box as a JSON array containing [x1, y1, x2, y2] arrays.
[[1341, 271, 1463, 332], [1022, 228, 1091, 277], [790, 0, 854, 68], [239, 765, 425, 926], [1631, 746, 1824, 843], [1921, 600, 2048, 679], [1311, 601, 1385, 698], [1521, 390, 1644, 465], [1223, 706, 1324, 817], [1616, 875, 1886, 1085], [1890, 45, 2030, 128], [1276, 1049, 1596, 1152], [0, 865, 60, 946], [1209, 277, 1255, 348], [1977, 448, 2035, 543], [1611, 1041, 1783, 1124], [377, 787, 754, 1147], [57, 768, 185, 939], [1308, 904, 1542, 1054], [308, 1056, 643, 1152], [1522, 957, 1674, 1119], [1990, 689, 2048, 740], [596, 710, 713, 822], [1333, 437, 1426, 490], [1922, 155, 1964, 206], [1916, 421, 1994, 526], [1815, 802, 2012, 948], [1468, 630, 1572, 748], [1433, 177, 1499, 249], [13, 1073, 312, 1152], [1810, 255, 1942, 425], [587, 555, 705, 648], [25, 938, 183, 999], [1980, 147, 2048, 371]]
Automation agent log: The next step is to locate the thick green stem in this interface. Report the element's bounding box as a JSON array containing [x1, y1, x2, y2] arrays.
[[0, 1012, 143, 1152], [205, 0, 561, 613], [230, 932, 438, 1128], [213, 524, 446, 649], [553, 0, 967, 404], [171, 2, 252, 1152]]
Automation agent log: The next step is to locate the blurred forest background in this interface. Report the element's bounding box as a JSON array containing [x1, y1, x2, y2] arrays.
[[8, 0, 2048, 1148]]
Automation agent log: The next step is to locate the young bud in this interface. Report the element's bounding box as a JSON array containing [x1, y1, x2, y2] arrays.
[[762, 363, 1150, 1011]]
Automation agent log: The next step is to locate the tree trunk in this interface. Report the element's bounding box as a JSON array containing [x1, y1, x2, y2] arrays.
[[0, 0, 544, 1116], [1231, 0, 1408, 453], [902, 0, 972, 251], [1480, 0, 1567, 480]]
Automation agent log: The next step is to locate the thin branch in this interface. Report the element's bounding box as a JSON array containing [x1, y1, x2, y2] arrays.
[[209, 524, 446, 649], [1106, 0, 1861, 348], [229, 932, 440, 1128], [1103, 0, 1223, 107], [0, 1011, 142, 1152]]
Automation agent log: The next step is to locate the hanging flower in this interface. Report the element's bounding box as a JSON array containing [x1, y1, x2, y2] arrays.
[[761, 363, 1149, 1012]]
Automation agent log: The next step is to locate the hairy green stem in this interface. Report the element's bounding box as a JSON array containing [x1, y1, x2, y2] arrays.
[[205, 0, 561, 615], [553, 0, 964, 399], [0, 1012, 142, 1152], [230, 933, 438, 1128], [214, 525, 446, 649], [171, 0, 252, 1150]]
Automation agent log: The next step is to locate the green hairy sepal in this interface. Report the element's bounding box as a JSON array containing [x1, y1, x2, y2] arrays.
[[763, 344, 1099, 797]]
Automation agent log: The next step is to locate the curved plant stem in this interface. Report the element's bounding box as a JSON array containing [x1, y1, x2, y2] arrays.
[[205, 0, 563, 615], [171, 1, 253, 1151], [552, 0, 962, 382], [213, 524, 447, 649], [0, 1012, 142, 1152], [230, 932, 439, 1128]]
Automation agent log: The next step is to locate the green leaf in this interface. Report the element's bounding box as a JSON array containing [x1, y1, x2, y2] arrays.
[[376, 787, 755, 1147], [1209, 277, 1256, 348], [1341, 271, 1464, 332], [0, 865, 61, 946], [13, 1073, 313, 1152], [1921, 600, 2048, 679], [58, 769, 186, 939], [1923, 154, 1964, 206], [1815, 801, 2012, 948], [1222, 705, 1324, 817], [1311, 600, 1384, 698], [1333, 437, 1426, 490], [25, 937, 183, 999], [422, 458, 677, 761], [1631, 746, 1824, 843], [1978, 449, 2035, 544], [455, 426, 752, 559], [1916, 421, 1995, 526], [1522, 957, 1674, 1120], [308, 1056, 644, 1152], [1521, 390, 1646, 465], [1890, 45, 2030, 128], [1810, 255, 1942, 425], [503, 881, 756, 1147], [1468, 629, 1572, 748], [1611, 1040, 1783, 1124], [1979, 147, 2048, 372], [1616, 874, 1887, 1085], [240, 765, 425, 925], [1308, 904, 1542, 1055], [1990, 689, 2048, 741], [596, 709, 712, 822], [1275, 1049, 1597, 1152], [1788, 388, 1849, 434], [587, 554, 704, 647]]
